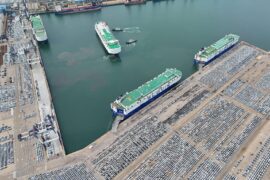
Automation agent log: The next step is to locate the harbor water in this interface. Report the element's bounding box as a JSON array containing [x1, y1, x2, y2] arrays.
[[39, 0, 270, 153]]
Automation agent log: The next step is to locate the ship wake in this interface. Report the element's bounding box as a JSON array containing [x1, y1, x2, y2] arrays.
[[123, 27, 141, 33]]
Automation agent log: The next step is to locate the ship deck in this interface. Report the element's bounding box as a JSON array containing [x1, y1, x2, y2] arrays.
[[102, 29, 120, 49], [35, 30, 46, 37], [119, 68, 182, 108], [30, 16, 44, 30]]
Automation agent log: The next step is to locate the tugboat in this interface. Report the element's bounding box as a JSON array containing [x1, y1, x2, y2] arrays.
[[112, 27, 123, 32], [126, 39, 137, 44]]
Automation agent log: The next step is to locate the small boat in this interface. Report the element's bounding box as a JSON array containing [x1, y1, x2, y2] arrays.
[[112, 27, 123, 32], [126, 39, 137, 44]]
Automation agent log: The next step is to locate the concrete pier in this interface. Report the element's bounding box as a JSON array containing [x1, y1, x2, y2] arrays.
[[0, 3, 65, 179]]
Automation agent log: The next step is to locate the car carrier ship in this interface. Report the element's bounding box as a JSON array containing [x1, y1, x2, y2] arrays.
[[30, 15, 48, 42], [194, 34, 239, 65], [95, 21, 121, 54], [111, 68, 182, 119]]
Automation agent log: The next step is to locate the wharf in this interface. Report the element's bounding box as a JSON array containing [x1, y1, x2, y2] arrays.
[[0, 2, 65, 180], [22, 42, 270, 180], [26, 0, 147, 14], [102, 0, 124, 6]]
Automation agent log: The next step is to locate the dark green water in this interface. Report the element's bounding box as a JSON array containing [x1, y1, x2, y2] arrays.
[[39, 0, 270, 154]]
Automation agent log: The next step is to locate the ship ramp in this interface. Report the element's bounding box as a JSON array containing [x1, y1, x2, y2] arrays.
[[111, 115, 123, 133]]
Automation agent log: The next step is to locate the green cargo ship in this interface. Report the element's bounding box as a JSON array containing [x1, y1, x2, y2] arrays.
[[194, 34, 239, 65], [30, 15, 48, 42], [111, 68, 182, 119], [95, 21, 121, 54]]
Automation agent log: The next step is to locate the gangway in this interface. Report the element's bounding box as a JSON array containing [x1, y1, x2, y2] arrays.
[[111, 115, 124, 133]]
